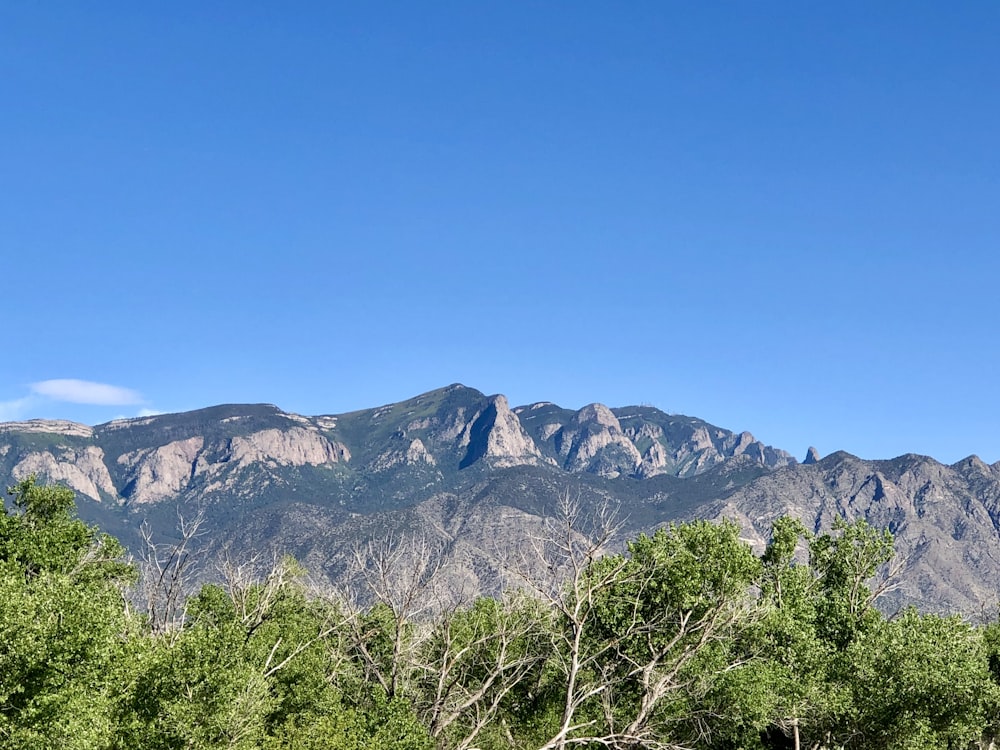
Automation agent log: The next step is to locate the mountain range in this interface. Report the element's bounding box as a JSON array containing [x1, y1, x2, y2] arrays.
[[1, 383, 998, 614]]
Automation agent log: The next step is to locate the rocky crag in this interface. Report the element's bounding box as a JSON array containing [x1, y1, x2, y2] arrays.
[[1, 384, 997, 614]]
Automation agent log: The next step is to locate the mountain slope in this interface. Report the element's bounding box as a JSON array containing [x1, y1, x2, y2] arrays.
[[1, 385, 997, 614]]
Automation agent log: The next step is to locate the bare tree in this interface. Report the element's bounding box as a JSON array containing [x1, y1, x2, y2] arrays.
[[418, 590, 549, 750], [340, 532, 448, 700], [501, 495, 637, 749], [137, 507, 207, 636], [334, 530, 559, 749]]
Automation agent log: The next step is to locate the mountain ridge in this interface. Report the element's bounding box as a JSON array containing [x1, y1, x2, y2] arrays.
[[1, 384, 997, 614]]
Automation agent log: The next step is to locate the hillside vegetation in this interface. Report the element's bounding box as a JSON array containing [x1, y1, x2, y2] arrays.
[[4, 477, 1000, 750], [5, 385, 1000, 615]]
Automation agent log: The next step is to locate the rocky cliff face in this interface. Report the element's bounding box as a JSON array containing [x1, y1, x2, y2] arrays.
[[118, 437, 204, 504], [3, 384, 999, 614], [13, 445, 117, 501], [460, 395, 547, 469], [558, 404, 643, 477], [108, 425, 351, 504], [516, 401, 794, 479]]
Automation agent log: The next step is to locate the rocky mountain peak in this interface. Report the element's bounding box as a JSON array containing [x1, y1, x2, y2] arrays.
[[953, 455, 991, 474], [574, 403, 622, 431], [804, 446, 821, 464], [6, 385, 1000, 614], [459, 395, 544, 469], [556, 403, 641, 478]]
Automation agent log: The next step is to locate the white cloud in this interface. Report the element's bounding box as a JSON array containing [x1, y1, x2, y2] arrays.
[[136, 408, 163, 417], [30, 379, 144, 406]]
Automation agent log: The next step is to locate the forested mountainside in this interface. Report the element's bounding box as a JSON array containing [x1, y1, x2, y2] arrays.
[[2, 383, 999, 613]]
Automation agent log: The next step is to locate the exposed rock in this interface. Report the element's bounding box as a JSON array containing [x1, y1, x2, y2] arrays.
[[118, 437, 205, 504], [438, 408, 470, 444], [313, 416, 338, 430], [103, 416, 157, 430], [564, 427, 641, 477], [638, 440, 670, 478], [804, 446, 821, 464], [406, 438, 434, 465], [623, 422, 664, 442], [552, 404, 642, 478], [370, 438, 437, 472], [226, 427, 350, 468], [13, 446, 117, 501], [0, 419, 94, 439], [633, 420, 795, 478], [407, 417, 437, 432], [4, 386, 1000, 615], [539, 423, 562, 441], [574, 403, 622, 431], [689, 425, 716, 452], [460, 396, 544, 469]]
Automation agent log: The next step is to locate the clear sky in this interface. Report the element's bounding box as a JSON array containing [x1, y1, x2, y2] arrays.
[[2, 2, 998, 464]]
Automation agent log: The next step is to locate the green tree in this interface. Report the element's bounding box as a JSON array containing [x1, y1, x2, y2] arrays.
[[809, 517, 895, 650], [746, 517, 844, 750], [845, 609, 996, 749], [587, 519, 762, 747], [118, 556, 431, 750], [0, 476, 135, 749], [747, 517, 979, 750]]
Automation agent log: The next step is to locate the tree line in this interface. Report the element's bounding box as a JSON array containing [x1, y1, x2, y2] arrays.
[[2, 476, 1000, 749]]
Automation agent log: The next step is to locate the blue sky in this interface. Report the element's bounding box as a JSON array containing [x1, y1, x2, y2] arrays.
[[2, 2, 998, 464]]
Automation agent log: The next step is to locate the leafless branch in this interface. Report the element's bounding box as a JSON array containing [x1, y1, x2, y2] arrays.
[[137, 506, 207, 635]]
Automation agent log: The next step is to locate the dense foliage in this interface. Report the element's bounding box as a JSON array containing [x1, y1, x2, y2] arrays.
[[4, 476, 1000, 749]]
